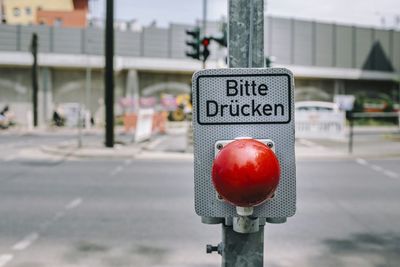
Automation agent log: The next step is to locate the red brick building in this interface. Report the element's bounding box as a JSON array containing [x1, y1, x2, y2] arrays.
[[37, 0, 88, 28]]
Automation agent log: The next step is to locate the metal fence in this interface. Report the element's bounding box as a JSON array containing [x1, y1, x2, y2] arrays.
[[0, 23, 193, 58], [0, 17, 399, 71]]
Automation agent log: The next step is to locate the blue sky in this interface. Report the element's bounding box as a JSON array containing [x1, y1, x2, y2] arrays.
[[91, 0, 400, 29]]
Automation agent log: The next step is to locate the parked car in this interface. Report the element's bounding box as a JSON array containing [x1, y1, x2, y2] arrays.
[[295, 101, 340, 113], [295, 101, 346, 140]]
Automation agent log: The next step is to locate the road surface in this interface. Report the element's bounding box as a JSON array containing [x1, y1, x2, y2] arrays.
[[0, 132, 399, 267]]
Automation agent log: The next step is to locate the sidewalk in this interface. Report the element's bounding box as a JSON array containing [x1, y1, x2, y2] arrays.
[[296, 131, 400, 160], [0, 125, 127, 136], [8, 125, 400, 161], [41, 141, 142, 159], [40, 142, 195, 161]]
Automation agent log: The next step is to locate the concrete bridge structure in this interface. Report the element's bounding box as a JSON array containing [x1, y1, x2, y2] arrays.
[[0, 16, 399, 126]]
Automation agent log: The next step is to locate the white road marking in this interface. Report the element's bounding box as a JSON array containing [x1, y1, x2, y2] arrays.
[[12, 232, 39, 251], [124, 159, 132, 165], [53, 211, 66, 221], [355, 158, 368, 166], [371, 165, 383, 172], [39, 221, 51, 231], [4, 197, 84, 264], [110, 166, 123, 176], [383, 170, 399, 179], [297, 139, 317, 147], [65, 198, 82, 210], [357, 158, 399, 180], [3, 155, 15, 162], [0, 254, 13, 267], [146, 136, 168, 150]]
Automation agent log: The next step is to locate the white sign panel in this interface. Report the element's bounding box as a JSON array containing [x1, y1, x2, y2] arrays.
[[334, 95, 355, 111], [134, 108, 154, 143], [196, 74, 291, 124], [295, 111, 346, 140], [192, 68, 296, 219]]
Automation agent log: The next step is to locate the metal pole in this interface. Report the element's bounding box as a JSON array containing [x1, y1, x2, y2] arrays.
[[30, 33, 38, 127], [105, 0, 114, 147], [349, 111, 354, 154], [228, 0, 264, 68], [202, 0, 207, 69], [85, 59, 92, 128], [222, 0, 265, 266], [78, 104, 82, 148]]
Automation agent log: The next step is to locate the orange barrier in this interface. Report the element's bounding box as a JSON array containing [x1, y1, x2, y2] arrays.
[[123, 111, 167, 134], [123, 113, 137, 133], [152, 111, 168, 134]]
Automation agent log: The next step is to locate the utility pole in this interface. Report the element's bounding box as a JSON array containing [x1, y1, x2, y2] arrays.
[[223, 0, 265, 265], [104, 0, 114, 147], [30, 33, 38, 127], [202, 0, 207, 69]]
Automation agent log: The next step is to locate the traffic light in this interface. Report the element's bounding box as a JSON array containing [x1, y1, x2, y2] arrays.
[[185, 27, 201, 60], [211, 22, 227, 47], [201, 37, 210, 62], [211, 35, 227, 47], [185, 25, 227, 63], [265, 57, 272, 67]]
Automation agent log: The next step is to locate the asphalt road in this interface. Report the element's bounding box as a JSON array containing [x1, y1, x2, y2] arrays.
[[0, 133, 399, 267]]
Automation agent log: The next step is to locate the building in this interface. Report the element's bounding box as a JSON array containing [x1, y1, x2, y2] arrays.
[[2, 0, 88, 27], [0, 16, 399, 126]]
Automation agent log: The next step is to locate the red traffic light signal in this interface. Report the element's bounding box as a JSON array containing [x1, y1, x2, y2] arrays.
[[212, 139, 280, 211], [202, 38, 210, 47], [201, 37, 210, 62]]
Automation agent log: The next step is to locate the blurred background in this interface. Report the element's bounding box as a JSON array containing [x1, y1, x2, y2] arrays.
[[0, 0, 399, 266]]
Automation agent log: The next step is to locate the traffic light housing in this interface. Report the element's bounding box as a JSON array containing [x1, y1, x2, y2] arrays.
[[185, 27, 201, 60], [202, 37, 210, 62], [185, 24, 227, 63], [211, 22, 227, 47], [265, 56, 275, 67]]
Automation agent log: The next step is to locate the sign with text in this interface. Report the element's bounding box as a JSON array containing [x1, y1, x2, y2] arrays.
[[196, 74, 291, 125], [192, 68, 296, 219]]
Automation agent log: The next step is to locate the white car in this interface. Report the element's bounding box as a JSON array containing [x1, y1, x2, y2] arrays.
[[295, 101, 346, 139], [295, 101, 340, 113]]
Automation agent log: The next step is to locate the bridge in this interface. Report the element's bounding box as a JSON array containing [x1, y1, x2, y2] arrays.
[[0, 16, 399, 125]]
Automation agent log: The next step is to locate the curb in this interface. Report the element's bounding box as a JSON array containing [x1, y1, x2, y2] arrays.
[[40, 144, 142, 159], [296, 153, 400, 161]]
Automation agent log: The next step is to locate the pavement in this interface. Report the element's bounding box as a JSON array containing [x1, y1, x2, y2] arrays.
[[7, 125, 397, 161], [0, 126, 400, 267], [5, 124, 400, 164]]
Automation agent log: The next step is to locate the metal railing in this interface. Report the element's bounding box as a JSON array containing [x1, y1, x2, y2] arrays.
[[348, 111, 400, 153]]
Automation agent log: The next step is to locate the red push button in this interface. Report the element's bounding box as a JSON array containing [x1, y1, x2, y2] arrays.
[[212, 139, 280, 209]]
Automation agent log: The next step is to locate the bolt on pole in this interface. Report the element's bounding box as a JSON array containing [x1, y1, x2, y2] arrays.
[[105, 0, 114, 148], [223, 0, 265, 266]]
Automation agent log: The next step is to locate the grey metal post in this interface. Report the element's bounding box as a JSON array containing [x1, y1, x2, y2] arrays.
[[105, 0, 114, 147], [85, 61, 92, 115], [222, 0, 265, 266], [228, 0, 264, 68], [78, 104, 82, 148], [202, 0, 207, 69], [30, 33, 39, 127], [348, 111, 354, 154]]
